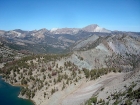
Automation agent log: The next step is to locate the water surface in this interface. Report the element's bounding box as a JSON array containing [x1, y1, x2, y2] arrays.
[[0, 76, 34, 105]]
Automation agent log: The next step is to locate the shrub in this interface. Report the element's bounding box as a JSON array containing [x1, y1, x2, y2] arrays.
[[90, 97, 97, 104], [41, 68, 45, 72]]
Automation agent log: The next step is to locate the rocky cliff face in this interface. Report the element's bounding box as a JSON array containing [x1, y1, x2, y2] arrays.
[[69, 34, 140, 70]]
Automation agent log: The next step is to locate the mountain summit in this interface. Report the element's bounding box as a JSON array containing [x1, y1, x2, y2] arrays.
[[82, 24, 111, 33]]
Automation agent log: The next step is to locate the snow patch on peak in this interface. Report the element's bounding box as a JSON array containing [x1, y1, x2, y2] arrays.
[[10, 31, 21, 37], [50, 28, 58, 32], [94, 26, 103, 32]]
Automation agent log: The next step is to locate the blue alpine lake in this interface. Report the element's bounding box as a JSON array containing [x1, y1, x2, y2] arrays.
[[0, 76, 34, 105]]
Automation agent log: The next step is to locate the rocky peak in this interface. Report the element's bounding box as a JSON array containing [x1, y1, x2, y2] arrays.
[[82, 24, 110, 33], [82, 24, 98, 31]]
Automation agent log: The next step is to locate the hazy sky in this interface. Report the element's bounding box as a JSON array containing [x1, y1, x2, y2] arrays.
[[0, 0, 140, 31]]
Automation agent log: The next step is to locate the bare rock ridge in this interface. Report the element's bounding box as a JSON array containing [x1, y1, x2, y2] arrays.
[[50, 28, 80, 35]]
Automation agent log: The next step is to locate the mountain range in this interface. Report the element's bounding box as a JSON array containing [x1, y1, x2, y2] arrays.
[[0, 24, 140, 54]]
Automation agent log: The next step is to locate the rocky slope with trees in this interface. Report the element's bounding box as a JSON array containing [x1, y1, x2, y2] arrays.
[[0, 31, 140, 105]]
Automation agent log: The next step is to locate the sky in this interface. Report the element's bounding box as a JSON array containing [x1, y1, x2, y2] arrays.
[[0, 0, 140, 31]]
